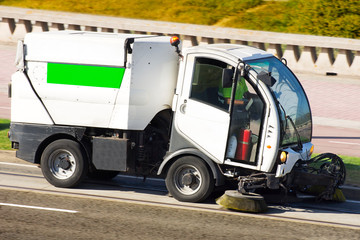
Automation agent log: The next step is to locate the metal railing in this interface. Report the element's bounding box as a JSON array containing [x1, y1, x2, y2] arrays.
[[1, 6, 359, 76]]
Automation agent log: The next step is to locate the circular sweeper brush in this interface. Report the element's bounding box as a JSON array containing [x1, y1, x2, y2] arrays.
[[216, 190, 268, 213]]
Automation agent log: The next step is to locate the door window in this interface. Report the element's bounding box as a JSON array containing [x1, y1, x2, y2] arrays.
[[190, 58, 232, 111], [225, 77, 265, 164]]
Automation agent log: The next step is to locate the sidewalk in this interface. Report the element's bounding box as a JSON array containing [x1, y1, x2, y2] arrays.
[[0, 149, 359, 201], [0, 43, 16, 119], [297, 72, 360, 130], [296, 72, 360, 157]]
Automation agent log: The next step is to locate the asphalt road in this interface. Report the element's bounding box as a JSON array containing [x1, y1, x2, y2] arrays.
[[1, 188, 359, 240], [1, 152, 360, 240]]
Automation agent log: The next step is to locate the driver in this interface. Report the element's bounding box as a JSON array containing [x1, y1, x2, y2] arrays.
[[218, 77, 249, 105]]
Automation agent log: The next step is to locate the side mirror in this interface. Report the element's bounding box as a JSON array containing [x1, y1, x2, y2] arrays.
[[257, 71, 276, 87], [281, 57, 287, 66], [222, 68, 233, 88]]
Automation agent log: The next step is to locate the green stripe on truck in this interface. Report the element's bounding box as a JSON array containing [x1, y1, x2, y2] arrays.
[[47, 63, 125, 88]]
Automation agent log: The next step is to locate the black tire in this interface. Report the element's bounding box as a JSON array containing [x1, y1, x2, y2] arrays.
[[40, 139, 88, 188], [165, 156, 214, 203], [88, 169, 120, 180]]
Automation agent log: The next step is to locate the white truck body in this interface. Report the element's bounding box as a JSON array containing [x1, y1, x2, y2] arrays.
[[10, 31, 329, 204], [13, 31, 178, 130]]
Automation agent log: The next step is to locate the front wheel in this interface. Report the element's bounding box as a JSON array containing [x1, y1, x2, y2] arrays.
[[40, 139, 88, 188], [165, 156, 214, 203]]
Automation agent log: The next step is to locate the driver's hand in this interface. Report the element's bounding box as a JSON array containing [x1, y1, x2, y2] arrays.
[[226, 98, 245, 105]]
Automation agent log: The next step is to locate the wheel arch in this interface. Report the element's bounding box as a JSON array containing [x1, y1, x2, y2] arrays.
[[34, 133, 90, 165], [158, 148, 225, 186]]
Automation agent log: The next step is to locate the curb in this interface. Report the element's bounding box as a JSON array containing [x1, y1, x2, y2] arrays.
[[1, 150, 359, 201], [341, 185, 360, 201]]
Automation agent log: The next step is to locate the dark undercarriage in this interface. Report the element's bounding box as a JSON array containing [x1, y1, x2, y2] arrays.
[[237, 153, 346, 201]]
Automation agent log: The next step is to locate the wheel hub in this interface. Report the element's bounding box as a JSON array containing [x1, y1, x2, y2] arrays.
[[182, 173, 196, 186], [58, 156, 71, 170], [173, 164, 202, 196]]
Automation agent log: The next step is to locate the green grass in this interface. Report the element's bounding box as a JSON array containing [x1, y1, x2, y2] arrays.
[[306, 154, 360, 186], [0, 119, 11, 150], [312, 155, 359, 186], [0, 0, 359, 39]]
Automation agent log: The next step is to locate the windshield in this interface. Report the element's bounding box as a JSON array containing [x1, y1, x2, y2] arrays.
[[245, 57, 312, 147]]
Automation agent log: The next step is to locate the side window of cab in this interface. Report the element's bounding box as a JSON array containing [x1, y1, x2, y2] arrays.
[[190, 57, 232, 111]]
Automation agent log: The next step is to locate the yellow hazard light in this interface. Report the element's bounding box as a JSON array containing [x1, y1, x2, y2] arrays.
[[170, 36, 180, 47], [280, 151, 287, 163], [309, 145, 314, 157], [170, 36, 182, 57]]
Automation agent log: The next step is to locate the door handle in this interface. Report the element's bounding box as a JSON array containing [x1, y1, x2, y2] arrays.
[[180, 103, 186, 114]]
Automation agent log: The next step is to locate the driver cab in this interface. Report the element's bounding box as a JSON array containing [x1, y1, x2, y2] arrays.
[[173, 51, 266, 167]]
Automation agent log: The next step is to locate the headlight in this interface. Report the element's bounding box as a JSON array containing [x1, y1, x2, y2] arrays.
[[280, 151, 288, 163]]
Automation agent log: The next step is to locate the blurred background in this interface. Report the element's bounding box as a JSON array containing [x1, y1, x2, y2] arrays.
[[1, 0, 359, 39]]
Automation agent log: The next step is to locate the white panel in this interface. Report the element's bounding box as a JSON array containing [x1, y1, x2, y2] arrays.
[[22, 32, 178, 130], [259, 107, 280, 172], [251, 72, 280, 173], [10, 72, 53, 124], [275, 142, 314, 177], [108, 69, 131, 129], [175, 99, 230, 162], [43, 101, 114, 127], [174, 53, 233, 163], [28, 62, 118, 105], [26, 61, 119, 127], [124, 37, 178, 130], [24, 31, 149, 67]]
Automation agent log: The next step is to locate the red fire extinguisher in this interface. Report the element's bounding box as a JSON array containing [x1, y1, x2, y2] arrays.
[[235, 129, 252, 161]]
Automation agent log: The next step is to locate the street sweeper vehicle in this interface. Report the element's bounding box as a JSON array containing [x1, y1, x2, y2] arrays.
[[9, 31, 346, 212]]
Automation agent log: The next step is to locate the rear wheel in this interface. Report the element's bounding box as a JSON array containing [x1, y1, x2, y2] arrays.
[[165, 156, 214, 203], [40, 139, 88, 188]]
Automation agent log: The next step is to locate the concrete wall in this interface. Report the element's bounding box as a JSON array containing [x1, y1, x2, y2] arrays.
[[1, 6, 359, 77]]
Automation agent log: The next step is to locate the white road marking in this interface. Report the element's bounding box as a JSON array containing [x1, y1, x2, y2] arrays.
[[346, 200, 360, 204], [0, 203, 78, 213], [329, 141, 360, 146], [0, 162, 38, 168]]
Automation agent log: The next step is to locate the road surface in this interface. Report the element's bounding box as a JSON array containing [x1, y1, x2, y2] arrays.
[[1, 152, 359, 239]]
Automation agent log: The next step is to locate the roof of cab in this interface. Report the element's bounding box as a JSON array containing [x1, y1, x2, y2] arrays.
[[186, 44, 273, 62]]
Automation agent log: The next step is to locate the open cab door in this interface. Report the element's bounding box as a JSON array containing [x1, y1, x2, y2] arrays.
[[173, 53, 267, 168]]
